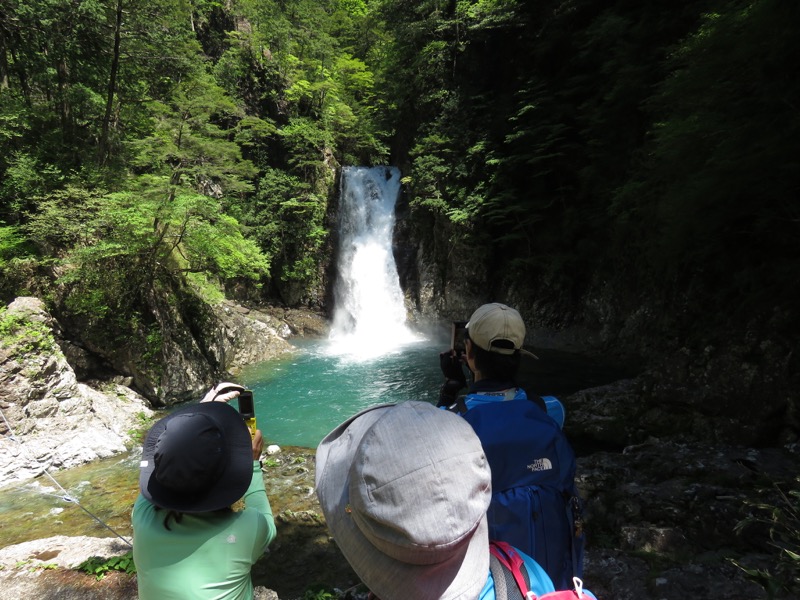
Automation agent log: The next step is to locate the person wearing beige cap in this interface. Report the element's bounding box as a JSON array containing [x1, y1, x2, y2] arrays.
[[314, 401, 581, 600], [437, 303, 584, 590], [438, 303, 563, 423]]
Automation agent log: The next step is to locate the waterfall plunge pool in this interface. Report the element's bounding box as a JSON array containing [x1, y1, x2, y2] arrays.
[[239, 336, 441, 449]]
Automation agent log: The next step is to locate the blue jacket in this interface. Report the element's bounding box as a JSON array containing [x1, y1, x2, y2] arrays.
[[463, 381, 565, 429]]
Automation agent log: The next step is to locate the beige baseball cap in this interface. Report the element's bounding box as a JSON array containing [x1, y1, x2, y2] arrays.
[[466, 303, 537, 358]]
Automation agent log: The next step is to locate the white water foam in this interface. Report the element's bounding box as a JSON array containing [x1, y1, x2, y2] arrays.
[[327, 166, 423, 361]]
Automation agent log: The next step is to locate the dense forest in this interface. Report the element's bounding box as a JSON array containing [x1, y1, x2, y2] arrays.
[[1, 0, 798, 364], [1, 3, 798, 596]]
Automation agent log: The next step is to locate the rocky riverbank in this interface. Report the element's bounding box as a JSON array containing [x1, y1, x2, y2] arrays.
[[1, 296, 797, 599], [0, 297, 328, 489], [0, 298, 155, 488], [1, 429, 796, 599]]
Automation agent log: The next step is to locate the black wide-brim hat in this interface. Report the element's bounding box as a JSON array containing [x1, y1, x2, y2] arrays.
[[139, 401, 252, 513]]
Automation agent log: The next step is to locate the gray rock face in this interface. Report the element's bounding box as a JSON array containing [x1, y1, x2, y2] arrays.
[[212, 301, 297, 373], [0, 295, 314, 487], [0, 298, 153, 489], [0, 535, 131, 570], [135, 298, 300, 406]]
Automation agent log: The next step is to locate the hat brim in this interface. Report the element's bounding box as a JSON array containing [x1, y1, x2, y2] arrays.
[[139, 401, 253, 513], [315, 402, 490, 600]]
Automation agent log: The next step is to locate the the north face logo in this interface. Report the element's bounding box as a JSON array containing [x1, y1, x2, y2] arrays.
[[527, 458, 553, 472]]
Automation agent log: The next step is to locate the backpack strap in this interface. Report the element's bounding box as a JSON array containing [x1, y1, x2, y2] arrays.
[[568, 494, 585, 581], [445, 395, 468, 415], [490, 553, 519, 600], [490, 541, 531, 598]]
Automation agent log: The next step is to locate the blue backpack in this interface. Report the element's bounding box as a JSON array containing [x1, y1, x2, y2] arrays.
[[463, 397, 585, 590]]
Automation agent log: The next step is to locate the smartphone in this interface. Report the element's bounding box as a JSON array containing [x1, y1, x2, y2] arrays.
[[450, 321, 468, 354], [237, 390, 257, 438]]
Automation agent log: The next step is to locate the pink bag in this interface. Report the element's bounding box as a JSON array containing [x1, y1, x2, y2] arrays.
[[489, 541, 594, 600]]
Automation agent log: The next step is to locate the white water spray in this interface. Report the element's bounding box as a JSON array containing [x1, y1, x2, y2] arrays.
[[328, 166, 420, 359]]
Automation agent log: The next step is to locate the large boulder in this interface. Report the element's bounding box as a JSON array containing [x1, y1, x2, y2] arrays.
[[0, 298, 153, 488], [210, 300, 297, 373]]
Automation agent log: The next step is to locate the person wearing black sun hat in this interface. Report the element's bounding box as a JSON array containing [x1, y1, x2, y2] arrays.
[[132, 383, 277, 600]]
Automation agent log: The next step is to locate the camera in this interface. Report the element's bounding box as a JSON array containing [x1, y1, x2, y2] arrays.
[[237, 390, 257, 438], [450, 321, 468, 354]]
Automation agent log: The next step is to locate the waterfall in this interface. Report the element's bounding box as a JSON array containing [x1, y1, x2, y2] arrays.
[[328, 166, 419, 359]]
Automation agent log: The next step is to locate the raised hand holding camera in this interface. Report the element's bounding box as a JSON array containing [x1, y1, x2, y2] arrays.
[[237, 390, 258, 438], [201, 382, 245, 403]]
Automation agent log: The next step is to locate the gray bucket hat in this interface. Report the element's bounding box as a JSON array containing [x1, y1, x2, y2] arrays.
[[315, 401, 492, 600]]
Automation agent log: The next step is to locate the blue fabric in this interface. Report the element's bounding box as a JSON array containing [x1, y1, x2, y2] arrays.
[[541, 395, 565, 429], [465, 388, 565, 429], [463, 398, 585, 590], [477, 548, 598, 599], [464, 387, 527, 410], [478, 548, 556, 600]]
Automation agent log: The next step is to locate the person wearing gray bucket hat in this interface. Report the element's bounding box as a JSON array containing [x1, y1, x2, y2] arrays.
[[315, 401, 559, 600], [132, 383, 276, 600]]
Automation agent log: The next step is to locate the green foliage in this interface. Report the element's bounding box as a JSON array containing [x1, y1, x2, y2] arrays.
[[249, 168, 327, 289], [76, 552, 137, 581], [0, 0, 380, 315], [19, 183, 269, 365], [0, 307, 56, 355], [128, 71, 257, 197], [127, 411, 156, 445], [143, 327, 163, 363], [0, 226, 35, 262], [608, 0, 800, 314], [302, 585, 336, 600], [1, 0, 793, 357], [733, 477, 800, 599], [375, 0, 800, 321], [25, 187, 270, 317], [279, 117, 333, 176], [0, 153, 63, 217]]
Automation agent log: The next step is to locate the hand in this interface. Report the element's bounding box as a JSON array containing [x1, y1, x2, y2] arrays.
[[437, 379, 465, 407], [439, 350, 466, 385], [252, 429, 264, 461], [201, 382, 245, 403]]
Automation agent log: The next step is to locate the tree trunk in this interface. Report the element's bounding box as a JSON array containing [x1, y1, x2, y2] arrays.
[[0, 22, 8, 90], [99, 0, 124, 165]]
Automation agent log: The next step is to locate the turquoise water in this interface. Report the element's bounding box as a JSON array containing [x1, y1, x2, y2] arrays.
[[0, 452, 140, 547], [237, 336, 637, 450], [239, 337, 443, 449], [0, 336, 634, 547]]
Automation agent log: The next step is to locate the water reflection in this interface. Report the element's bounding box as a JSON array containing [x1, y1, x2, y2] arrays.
[[0, 452, 139, 547]]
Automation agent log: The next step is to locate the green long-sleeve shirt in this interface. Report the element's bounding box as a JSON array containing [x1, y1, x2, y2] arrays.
[[132, 461, 277, 600]]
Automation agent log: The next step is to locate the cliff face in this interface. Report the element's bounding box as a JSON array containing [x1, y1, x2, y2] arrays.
[[392, 203, 799, 448], [0, 297, 153, 488], [0, 295, 329, 487], [50, 281, 305, 407]]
